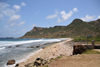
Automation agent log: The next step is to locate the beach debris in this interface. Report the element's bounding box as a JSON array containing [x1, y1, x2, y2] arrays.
[[73, 45, 87, 55], [7, 60, 15, 65], [15, 63, 19, 67]]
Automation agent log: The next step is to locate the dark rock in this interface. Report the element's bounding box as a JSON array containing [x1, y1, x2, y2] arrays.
[[7, 60, 15, 65], [33, 58, 47, 66], [8, 46, 11, 48], [16, 45, 22, 47], [42, 60, 47, 65], [27, 46, 34, 48], [73, 45, 87, 55], [42, 47, 45, 49], [36, 46, 40, 48], [15, 64, 19, 67], [25, 58, 47, 67]]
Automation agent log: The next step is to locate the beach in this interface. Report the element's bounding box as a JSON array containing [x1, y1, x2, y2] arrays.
[[15, 38, 73, 67], [0, 38, 66, 67]]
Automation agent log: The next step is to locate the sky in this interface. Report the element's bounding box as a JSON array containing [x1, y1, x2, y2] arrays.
[[0, 0, 100, 38]]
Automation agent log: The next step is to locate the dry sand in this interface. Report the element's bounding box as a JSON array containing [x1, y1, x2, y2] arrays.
[[49, 54, 100, 67], [17, 38, 73, 67]]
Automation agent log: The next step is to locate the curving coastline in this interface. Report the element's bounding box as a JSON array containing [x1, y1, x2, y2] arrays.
[[14, 38, 73, 67]]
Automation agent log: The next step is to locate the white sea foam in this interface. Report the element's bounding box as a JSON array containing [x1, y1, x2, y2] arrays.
[[0, 47, 5, 50], [4, 49, 43, 67], [0, 39, 63, 47], [0, 39, 43, 47], [43, 39, 61, 42]]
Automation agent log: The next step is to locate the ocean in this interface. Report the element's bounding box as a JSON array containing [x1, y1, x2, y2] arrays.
[[0, 38, 66, 67]]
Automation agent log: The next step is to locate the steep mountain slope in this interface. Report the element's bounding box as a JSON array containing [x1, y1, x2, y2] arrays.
[[21, 19, 100, 38]]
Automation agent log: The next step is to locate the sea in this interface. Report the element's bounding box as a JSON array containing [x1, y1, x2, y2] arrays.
[[0, 38, 67, 67]]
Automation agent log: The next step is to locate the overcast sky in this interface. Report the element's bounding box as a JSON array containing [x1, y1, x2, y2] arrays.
[[0, 0, 100, 37]]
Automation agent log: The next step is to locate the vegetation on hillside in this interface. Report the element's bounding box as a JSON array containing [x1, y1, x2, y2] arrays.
[[21, 19, 100, 38]]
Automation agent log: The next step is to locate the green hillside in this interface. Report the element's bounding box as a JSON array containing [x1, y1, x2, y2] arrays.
[[21, 19, 100, 38]]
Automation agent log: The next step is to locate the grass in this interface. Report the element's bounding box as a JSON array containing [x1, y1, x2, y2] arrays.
[[49, 56, 63, 62], [73, 36, 100, 44], [82, 49, 100, 54], [73, 37, 87, 42], [56, 56, 63, 58]]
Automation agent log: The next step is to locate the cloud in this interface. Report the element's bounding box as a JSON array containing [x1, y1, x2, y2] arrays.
[[58, 11, 73, 23], [18, 21, 25, 26], [8, 15, 20, 23], [2, 9, 15, 16], [73, 8, 78, 12], [0, 14, 3, 19], [10, 22, 16, 27], [57, 8, 78, 23], [0, 2, 16, 17], [98, 15, 100, 19], [0, 2, 9, 10], [0, 2, 15, 17], [21, 2, 26, 6], [13, 5, 20, 10], [46, 11, 58, 19], [4, 22, 16, 28], [81, 15, 95, 21]]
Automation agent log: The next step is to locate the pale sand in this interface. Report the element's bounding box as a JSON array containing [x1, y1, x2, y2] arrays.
[[17, 38, 73, 67]]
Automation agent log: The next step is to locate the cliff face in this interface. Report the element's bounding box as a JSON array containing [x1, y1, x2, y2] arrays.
[[21, 19, 100, 38]]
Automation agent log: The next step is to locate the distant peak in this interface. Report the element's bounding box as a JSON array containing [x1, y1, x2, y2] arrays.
[[71, 19, 83, 24], [73, 19, 83, 22]]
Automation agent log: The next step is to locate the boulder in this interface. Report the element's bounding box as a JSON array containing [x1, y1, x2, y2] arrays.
[[73, 45, 87, 55], [7, 60, 15, 65]]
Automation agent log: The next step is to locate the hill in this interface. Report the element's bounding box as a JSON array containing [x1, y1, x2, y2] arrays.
[[20, 19, 100, 38]]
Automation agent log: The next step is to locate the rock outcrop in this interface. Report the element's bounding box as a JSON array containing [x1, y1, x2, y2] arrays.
[[73, 45, 87, 55]]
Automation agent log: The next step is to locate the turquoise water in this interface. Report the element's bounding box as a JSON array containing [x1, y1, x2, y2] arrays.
[[0, 38, 66, 67]]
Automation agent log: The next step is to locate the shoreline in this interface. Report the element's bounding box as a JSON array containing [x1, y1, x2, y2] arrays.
[[13, 38, 73, 67]]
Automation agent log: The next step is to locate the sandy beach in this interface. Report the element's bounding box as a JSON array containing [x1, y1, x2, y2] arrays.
[[15, 38, 73, 67]]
